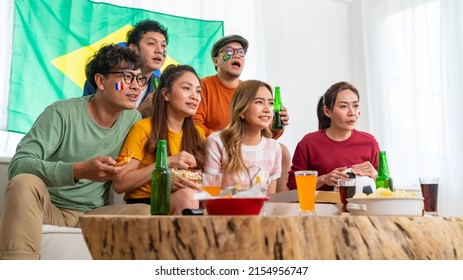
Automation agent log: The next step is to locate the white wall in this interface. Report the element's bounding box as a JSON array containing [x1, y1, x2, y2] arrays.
[[0, 0, 358, 161], [262, 0, 361, 155]]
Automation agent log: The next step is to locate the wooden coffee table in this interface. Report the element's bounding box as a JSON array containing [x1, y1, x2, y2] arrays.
[[79, 214, 463, 260]]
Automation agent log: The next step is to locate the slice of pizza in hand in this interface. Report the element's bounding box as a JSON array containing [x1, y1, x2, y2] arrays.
[[115, 149, 133, 167]]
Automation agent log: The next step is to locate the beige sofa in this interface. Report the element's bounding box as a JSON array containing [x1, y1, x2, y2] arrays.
[[0, 157, 92, 259]]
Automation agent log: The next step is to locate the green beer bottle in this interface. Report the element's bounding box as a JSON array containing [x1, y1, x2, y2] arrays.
[[272, 86, 284, 130], [375, 151, 394, 191], [151, 139, 171, 215]]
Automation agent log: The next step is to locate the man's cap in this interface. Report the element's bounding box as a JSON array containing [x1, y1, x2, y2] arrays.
[[210, 34, 249, 58]]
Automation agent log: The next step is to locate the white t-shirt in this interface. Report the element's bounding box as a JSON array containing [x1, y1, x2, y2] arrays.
[[204, 132, 282, 188], [136, 86, 149, 108]]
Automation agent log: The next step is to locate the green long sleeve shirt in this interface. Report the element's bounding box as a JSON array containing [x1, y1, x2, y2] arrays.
[[8, 96, 141, 212]]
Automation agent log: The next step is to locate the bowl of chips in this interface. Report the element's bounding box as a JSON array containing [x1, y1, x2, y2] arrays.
[[347, 188, 423, 216], [200, 197, 269, 216]]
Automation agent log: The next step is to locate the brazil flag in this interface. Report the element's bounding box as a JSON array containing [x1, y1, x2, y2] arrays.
[[9, 0, 224, 134]]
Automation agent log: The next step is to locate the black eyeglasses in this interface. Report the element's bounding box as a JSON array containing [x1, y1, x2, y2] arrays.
[[220, 47, 247, 57], [110, 71, 148, 87]]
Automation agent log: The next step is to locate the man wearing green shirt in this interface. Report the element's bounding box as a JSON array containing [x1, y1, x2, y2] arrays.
[[0, 44, 150, 260]]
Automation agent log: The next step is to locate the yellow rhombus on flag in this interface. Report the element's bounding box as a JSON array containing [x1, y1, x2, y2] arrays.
[[50, 24, 179, 90], [9, 0, 223, 134]]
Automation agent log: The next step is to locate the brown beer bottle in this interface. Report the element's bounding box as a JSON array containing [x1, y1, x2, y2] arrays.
[[376, 151, 394, 191]]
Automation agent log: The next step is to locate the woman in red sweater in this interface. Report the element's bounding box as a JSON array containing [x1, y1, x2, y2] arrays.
[[287, 81, 380, 191]]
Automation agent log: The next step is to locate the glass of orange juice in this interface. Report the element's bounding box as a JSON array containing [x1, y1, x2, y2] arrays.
[[295, 170, 318, 215], [202, 172, 222, 196]]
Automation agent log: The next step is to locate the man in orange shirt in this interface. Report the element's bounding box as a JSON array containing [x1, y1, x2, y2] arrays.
[[195, 35, 291, 192]]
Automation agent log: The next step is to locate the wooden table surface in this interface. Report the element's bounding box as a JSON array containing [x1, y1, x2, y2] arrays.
[[79, 214, 463, 260]]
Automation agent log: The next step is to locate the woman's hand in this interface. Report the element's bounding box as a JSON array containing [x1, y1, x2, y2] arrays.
[[168, 151, 197, 169], [171, 176, 202, 193], [351, 161, 378, 179], [318, 167, 349, 189], [279, 107, 290, 126]]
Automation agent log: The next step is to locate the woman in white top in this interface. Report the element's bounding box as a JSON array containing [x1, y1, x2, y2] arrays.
[[204, 80, 282, 194]]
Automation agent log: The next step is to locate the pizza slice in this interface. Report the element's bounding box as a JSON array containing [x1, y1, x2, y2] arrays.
[[115, 149, 133, 167]]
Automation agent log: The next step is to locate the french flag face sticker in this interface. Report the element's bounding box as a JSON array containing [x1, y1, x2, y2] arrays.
[[115, 82, 124, 90]]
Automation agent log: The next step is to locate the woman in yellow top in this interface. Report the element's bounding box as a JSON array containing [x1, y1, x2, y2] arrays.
[[113, 64, 206, 214]]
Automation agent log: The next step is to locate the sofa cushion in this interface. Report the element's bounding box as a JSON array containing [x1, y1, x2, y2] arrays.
[[41, 225, 92, 260], [0, 157, 10, 217]]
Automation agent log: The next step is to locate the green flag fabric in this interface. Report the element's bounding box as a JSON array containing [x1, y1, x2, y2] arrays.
[[9, 0, 223, 134]]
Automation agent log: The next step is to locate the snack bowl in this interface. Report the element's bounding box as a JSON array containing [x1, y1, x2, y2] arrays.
[[170, 168, 202, 184], [199, 197, 269, 216], [346, 197, 424, 216]]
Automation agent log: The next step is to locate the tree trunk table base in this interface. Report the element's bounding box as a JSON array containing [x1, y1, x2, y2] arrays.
[[79, 215, 463, 260]]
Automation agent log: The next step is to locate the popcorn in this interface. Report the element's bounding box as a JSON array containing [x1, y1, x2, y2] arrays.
[[170, 168, 202, 183], [353, 192, 368, 198], [353, 188, 418, 198]]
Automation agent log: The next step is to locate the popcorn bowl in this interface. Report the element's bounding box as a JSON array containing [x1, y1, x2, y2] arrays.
[[199, 197, 269, 216]]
